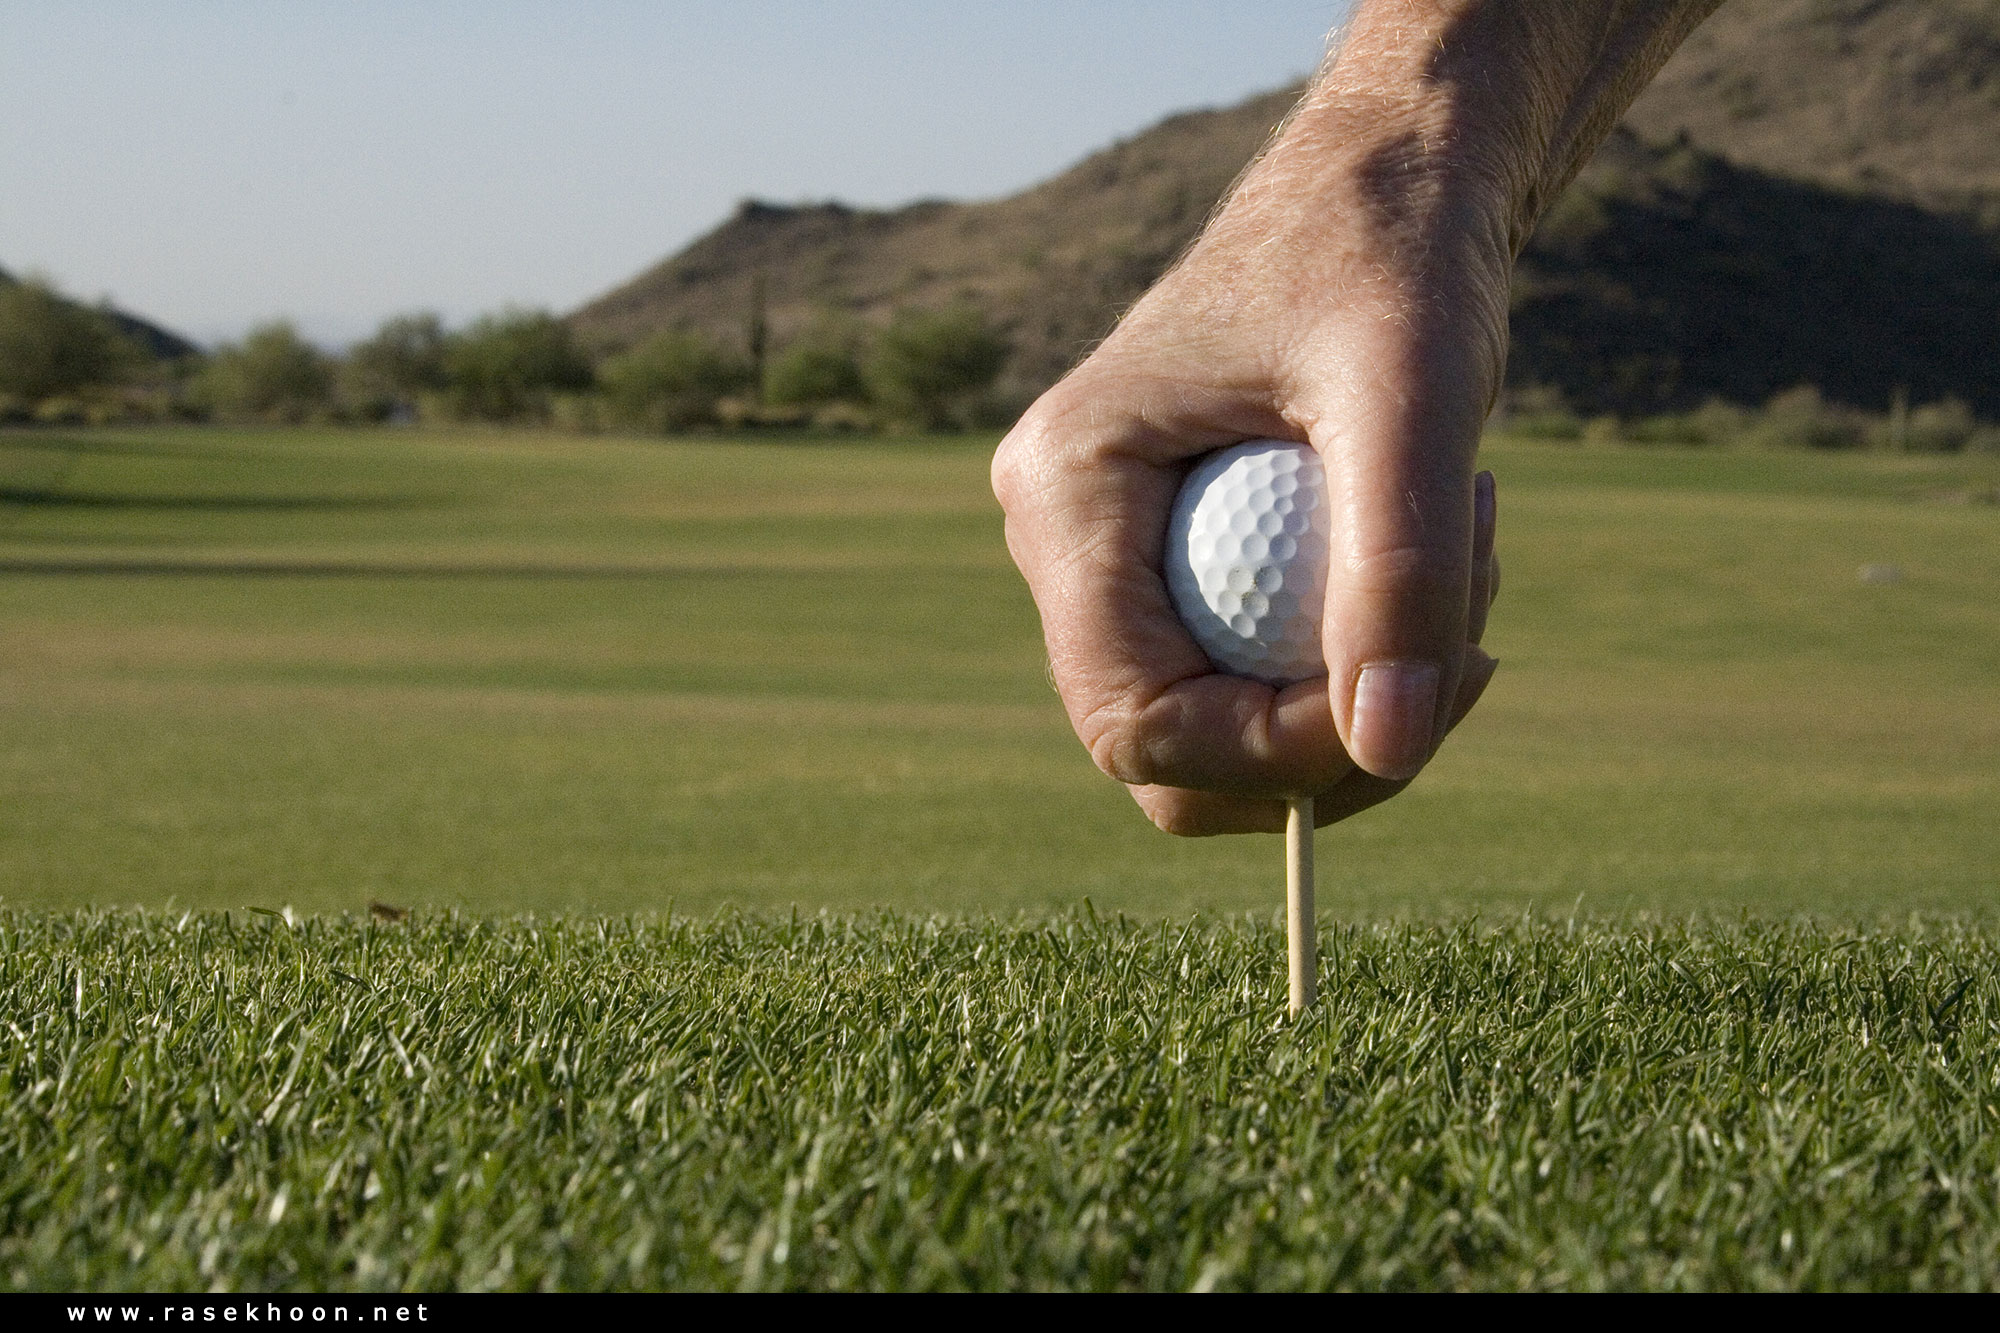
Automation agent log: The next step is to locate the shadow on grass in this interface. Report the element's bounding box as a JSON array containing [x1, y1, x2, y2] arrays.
[[0, 433, 244, 461], [0, 557, 768, 580], [0, 487, 423, 511]]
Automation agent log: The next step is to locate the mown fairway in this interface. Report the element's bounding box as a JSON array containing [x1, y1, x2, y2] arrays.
[[2, 426, 1998, 1290], [1, 426, 1997, 917]]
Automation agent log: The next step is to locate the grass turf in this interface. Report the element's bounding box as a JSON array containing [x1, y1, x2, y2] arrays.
[[4, 909, 1997, 1291], [3, 426, 1999, 1290]]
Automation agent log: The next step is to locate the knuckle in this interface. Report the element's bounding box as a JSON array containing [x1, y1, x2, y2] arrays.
[[1340, 542, 1463, 600], [988, 426, 1043, 512], [1132, 786, 1222, 838], [1085, 712, 1156, 787], [1150, 804, 1210, 838], [1078, 689, 1172, 788], [989, 393, 1098, 513]]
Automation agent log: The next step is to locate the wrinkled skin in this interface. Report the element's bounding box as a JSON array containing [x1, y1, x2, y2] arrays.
[[992, 0, 1723, 835]]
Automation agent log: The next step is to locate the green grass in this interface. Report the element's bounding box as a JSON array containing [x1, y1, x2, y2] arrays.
[[5, 909, 1997, 1291], [2, 426, 1997, 916], [3, 426, 1999, 1290]]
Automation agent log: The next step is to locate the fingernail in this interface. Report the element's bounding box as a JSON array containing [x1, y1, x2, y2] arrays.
[[1353, 661, 1441, 780]]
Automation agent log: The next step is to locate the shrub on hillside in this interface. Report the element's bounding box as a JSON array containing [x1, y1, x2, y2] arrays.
[[1901, 397, 1979, 453], [598, 331, 753, 431], [1505, 409, 1584, 441], [1620, 399, 1751, 446], [342, 313, 449, 421], [1684, 398, 1753, 445], [863, 304, 1009, 430], [190, 322, 333, 424], [1489, 382, 2000, 453], [764, 319, 869, 409], [0, 279, 142, 404], [1619, 415, 1706, 445], [1494, 384, 1583, 441], [1748, 385, 1867, 450], [442, 310, 592, 423]]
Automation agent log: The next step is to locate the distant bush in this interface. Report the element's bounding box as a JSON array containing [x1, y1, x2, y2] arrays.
[[1902, 397, 1979, 453], [442, 310, 592, 423], [1494, 385, 1582, 441], [1618, 415, 1705, 445], [598, 331, 753, 431], [1618, 399, 1750, 446], [342, 313, 449, 421], [1530, 188, 1614, 261], [863, 304, 1009, 430], [1505, 410, 1583, 441], [547, 392, 608, 435], [1582, 415, 1626, 445], [764, 319, 868, 409], [1495, 389, 2000, 454], [806, 400, 878, 432], [1684, 399, 1753, 445], [0, 279, 142, 403], [1747, 385, 1867, 450], [21, 387, 184, 426], [190, 322, 334, 423]]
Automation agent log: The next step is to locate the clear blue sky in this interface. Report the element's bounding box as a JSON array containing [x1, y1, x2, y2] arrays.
[[1, 1, 1352, 349]]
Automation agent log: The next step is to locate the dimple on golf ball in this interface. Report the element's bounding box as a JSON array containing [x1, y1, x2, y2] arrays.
[[1163, 440, 1331, 686]]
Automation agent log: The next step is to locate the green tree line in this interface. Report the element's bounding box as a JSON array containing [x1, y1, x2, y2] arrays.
[[0, 276, 1013, 434], [5, 273, 1996, 450]]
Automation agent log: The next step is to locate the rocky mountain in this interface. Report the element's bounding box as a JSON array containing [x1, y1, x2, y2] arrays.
[[1624, 0, 2000, 224], [570, 1, 2000, 416], [571, 87, 1300, 403]]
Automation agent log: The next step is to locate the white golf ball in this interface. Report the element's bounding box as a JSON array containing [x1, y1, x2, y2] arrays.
[[1163, 440, 1331, 686]]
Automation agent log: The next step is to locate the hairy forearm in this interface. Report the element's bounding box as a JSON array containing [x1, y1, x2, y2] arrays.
[[1280, 1, 1725, 244], [1157, 0, 1722, 427]]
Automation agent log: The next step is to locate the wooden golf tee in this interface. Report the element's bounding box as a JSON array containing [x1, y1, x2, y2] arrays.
[[1285, 796, 1316, 1016]]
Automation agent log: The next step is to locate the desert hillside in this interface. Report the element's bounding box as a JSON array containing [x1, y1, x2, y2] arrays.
[[1625, 0, 2000, 222], [571, 0, 2000, 415], [571, 88, 1301, 401], [0, 264, 201, 361]]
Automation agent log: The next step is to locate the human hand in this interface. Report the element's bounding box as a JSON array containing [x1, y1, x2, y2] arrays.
[[991, 0, 1719, 835]]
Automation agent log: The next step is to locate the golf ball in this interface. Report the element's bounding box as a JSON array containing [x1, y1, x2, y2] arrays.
[[1163, 440, 1330, 686]]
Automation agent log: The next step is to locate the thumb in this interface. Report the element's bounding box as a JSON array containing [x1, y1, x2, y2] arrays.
[[1310, 344, 1489, 781]]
